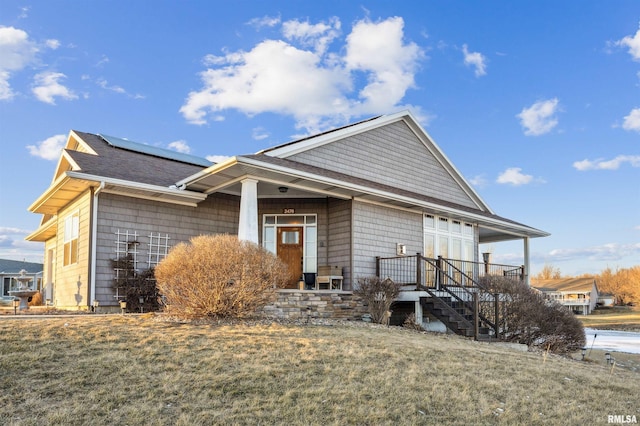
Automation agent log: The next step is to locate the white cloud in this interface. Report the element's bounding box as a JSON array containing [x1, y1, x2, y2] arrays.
[[573, 155, 640, 171], [344, 17, 422, 114], [32, 71, 78, 104], [615, 24, 640, 61], [252, 127, 269, 141], [45, 39, 60, 50], [97, 78, 125, 94], [0, 26, 39, 100], [547, 243, 640, 263], [469, 174, 488, 188], [168, 140, 191, 153], [206, 154, 232, 164], [0, 227, 31, 234], [282, 17, 340, 54], [516, 98, 560, 136], [246, 15, 281, 30], [496, 167, 533, 186], [462, 44, 487, 77], [181, 16, 424, 134], [622, 107, 640, 132], [95, 55, 109, 67], [26, 134, 66, 160]]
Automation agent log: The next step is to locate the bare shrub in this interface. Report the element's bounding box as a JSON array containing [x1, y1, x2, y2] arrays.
[[403, 313, 424, 331], [480, 276, 585, 353], [28, 291, 43, 307], [354, 277, 401, 324], [155, 234, 289, 319]]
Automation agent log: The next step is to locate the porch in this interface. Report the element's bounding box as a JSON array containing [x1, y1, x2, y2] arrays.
[[377, 254, 525, 339]]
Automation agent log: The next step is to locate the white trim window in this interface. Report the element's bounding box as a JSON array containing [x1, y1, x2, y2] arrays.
[[424, 214, 475, 262], [63, 212, 79, 266]]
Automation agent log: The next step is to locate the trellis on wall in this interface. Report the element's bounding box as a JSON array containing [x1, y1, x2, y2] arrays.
[[148, 233, 170, 268], [113, 230, 171, 300]]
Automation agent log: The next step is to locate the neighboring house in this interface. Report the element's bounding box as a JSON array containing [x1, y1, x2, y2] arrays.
[[26, 111, 548, 334], [597, 293, 615, 308], [0, 259, 43, 297], [531, 278, 599, 315]]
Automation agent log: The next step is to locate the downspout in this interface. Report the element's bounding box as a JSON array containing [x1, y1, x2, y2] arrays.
[[90, 182, 105, 307]]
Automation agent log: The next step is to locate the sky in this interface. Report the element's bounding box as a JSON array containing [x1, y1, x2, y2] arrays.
[[0, 0, 638, 276]]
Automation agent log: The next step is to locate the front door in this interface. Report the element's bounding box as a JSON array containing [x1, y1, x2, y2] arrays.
[[277, 226, 303, 289]]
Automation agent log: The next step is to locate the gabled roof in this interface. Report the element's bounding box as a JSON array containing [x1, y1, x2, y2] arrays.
[[69, 131, 209, 186], [0, 259, 43, 274], [259, 110, 492, 214], [27, 131, 209, 238], [178, 111, 549, 242], [532, 278, 597, 293]]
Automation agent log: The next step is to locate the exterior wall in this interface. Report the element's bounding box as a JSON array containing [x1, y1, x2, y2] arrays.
[[287, 121, 478, 209], [261, 290, 367, 320], [94, 192, 240, 306], [327, 198, 352, 288], [53, 191, 92, 308], [352, 201, 423, 285]]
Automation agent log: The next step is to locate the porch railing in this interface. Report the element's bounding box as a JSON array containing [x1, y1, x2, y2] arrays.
[[376, 253, 525, 339], [375, 253, 524, 288]]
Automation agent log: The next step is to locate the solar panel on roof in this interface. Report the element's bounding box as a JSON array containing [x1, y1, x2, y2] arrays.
[[99, 134, 212, 167]]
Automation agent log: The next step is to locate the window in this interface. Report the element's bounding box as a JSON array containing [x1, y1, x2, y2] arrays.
[[424, 214, 475, 262], [63, 212, 79, 266]]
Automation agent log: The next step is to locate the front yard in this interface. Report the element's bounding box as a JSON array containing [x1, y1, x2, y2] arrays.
[[1, 314, 638, 425]]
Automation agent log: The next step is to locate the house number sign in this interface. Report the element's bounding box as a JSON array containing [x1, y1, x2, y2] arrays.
[[283, 208, 295, 214]]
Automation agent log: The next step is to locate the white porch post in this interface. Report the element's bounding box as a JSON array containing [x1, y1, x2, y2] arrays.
[[238, 178, 259, 244], [523, 236, 530, 286]]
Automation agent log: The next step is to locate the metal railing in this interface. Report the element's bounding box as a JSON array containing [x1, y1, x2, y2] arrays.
[[376, 253, 525, 339]]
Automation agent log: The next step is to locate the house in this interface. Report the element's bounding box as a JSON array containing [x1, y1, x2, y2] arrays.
[[531, 277, 599, 315], [0, 259, 43, 300], [26, 110, 548, 333], [597, 293, 615, 308]]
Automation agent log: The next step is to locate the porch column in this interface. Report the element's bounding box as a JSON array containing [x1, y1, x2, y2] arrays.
[[238, 178, 259, 244], [523, 236, 530, 286], [414, 300, 425, 328]]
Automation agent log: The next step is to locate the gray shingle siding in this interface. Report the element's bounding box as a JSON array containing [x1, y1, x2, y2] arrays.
[[287, 121, 478, 209], [94, 192, 239, 304], [327, 198, 352, 288], [352, 201, 423, 281]]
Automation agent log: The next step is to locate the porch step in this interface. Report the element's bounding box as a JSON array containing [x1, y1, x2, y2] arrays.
[[421, 297, 490, 339]]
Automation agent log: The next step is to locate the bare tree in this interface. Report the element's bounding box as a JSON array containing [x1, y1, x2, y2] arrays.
[[535, 264, 562, 280]]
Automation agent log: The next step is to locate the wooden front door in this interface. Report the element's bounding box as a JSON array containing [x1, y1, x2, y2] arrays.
[[277, 226, 304, 289]]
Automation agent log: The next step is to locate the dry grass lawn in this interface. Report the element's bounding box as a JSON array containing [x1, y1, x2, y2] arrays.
[[578, 306, 640, 332], [1, 314, 638, 425]]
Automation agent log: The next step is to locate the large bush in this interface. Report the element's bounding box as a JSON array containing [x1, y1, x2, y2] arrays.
[[480, 276, 586, 353], [155, 234, 289, 319], [354, 276, 401, 324]]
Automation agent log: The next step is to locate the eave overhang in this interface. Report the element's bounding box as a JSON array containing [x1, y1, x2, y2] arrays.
[[25, 215, 57, 242], [177, 156, 549, 241], [28, 171, 207, 216]]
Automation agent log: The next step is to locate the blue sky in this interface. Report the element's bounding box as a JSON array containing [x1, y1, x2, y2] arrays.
[[0, 1, 638, 276]]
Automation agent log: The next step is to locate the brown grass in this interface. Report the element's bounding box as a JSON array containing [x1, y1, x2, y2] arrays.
[[578, 306, 640, 332], [1, 315, 638, 425]]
